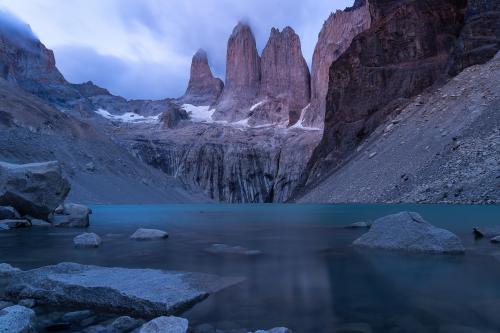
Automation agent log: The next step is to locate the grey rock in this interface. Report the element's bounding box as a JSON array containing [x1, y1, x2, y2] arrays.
[[50, 203, 91, 228], [353, 212, 465, 254], [0, 263, 21, 275], [0, 161, 70, 220], [61, 310, 94, 323], [80, 315, 97, 327], [5, 262, 242, 318], [491, 236, 500, 243], [253, 328, 292, 333], [74, 233, 102, 248], [474, 227, 500, 238], [131, 228, 168, 240], [0, 206, 19, 220], [0, 219, 30, 229], [29, 219, 51, 227], [17, 299, 35, 308], [108, 316, 143, 332], [345, 222, 371, 229], [138, 316, 188, 333], [0, 305, 36, 333], [82, 324, 107, 333], [205, 244, 262, 256]]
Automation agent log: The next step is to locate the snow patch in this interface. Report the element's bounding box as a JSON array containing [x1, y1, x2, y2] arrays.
[[95, 109, 159, 124], [182, 104, 215, 123], [290, 104, 322, 131], [250, 100, 266, 111]]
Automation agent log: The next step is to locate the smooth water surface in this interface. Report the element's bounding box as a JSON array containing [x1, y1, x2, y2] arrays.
[[1, 204, 500, 332]]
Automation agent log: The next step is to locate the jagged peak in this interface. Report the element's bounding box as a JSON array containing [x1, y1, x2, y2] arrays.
[[193, 48, 208, 60], [231, 21, 255, 38]]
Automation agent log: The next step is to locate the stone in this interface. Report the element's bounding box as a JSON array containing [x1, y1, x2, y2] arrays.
[[50, 203, 91, 228], [0, 305, 36, 333], [0, 263, 21, 275], [0, 161, 70, 220], [473, 227, 500, 238], [131, 228, 168, 240], [353, 212, 465, 254], [491, 236, 500, 243], [345, 222, 371, 229], [303, 0, 371, 127], [0, 206, 19, 220], [73, 233, 102, 248], [254, 328, 293, 333], [4, 263, 242, 318], [0, 219, 30, 229], [214, 22, 261, 122], [85, 162, 96, 172], [82, 324, 107, 333], [181, 49, 224, 106], [29, 219, 51, 227], [205, 244, 262, 256], [17, 299, 35, 308], [108, 316, 143, 332], [159, 107, 189, 129], [259, 27, 310, 125], [80, 316, 97, 327], [138, 316, 188, 333], [61, 310, 94, 323]]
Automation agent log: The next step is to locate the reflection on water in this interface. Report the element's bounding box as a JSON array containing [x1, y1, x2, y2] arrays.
[[1, 204, 500, 332]]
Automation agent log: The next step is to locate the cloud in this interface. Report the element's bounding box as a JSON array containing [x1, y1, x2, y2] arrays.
[[0, 0, 354, 99]]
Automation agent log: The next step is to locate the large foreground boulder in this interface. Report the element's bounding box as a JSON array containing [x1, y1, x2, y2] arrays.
[[50, 203, 91, 227], [0, 161, 70, 220], [0, 305, 35, 333], [4, 263, 242, 318], [353, 212, 465, 254]]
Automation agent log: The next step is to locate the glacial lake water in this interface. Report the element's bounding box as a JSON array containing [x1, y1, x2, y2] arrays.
[[1, 204, 500, 333]]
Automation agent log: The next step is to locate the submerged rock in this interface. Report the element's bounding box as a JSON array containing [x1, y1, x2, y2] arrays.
[[108, 316, 143, 332], [73, 233, 102, 248], [138, 316, 188, 333], [0, 161, 70, 220], [131, 228, 169, 240], [0, 219, 30, 229], [253, 328, 292, 333], [345, 221, 371, 229], [490, 236, 500, 244], [4, 263, 241, 318], [0, 206, 19, 220], [50, 203, 91, 228], [205, 244, 262, 256], [473, 227, 500, 239], [353, 212, 465, 254], [61, 310, 94, 323], [0, 263, 21, 275], [0, 305, 36, 333]]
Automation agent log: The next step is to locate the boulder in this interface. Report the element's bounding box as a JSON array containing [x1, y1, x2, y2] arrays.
[[28, 219, 51, 227], [138, 316, 188, 333], [205, 244, 262, 256], [0, 219, 30, 229], [253, 328, 292, 333], [61, 310, 94, 323], [0, 263, 21, 275], [17, 299, 35, 308], [73, 233, 102, 248], [473, 227, 500, 238], [108, 316, 143, 332], [50, 203, 91, 228], [0, 305, 36, 333], [345, 221, 371, 229], [0, 161, 70, 220], [131, 228, 168, 240], [353, 212, 465, 254], [0, 206, 19, 220], [4, 263, 242, 318], [491, 236, 500, 244]]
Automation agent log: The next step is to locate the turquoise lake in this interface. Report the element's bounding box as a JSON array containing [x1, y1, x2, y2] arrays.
[[1, 204, 500, 332]]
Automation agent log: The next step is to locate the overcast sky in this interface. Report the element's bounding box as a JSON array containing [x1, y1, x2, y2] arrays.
[[0, 0, 353, 100]]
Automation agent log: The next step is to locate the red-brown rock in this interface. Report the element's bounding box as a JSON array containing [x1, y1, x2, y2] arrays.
[[302, 0, 371, 128], [180, 49, 224, 106]]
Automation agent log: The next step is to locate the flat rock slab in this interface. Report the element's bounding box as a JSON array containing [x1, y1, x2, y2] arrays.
[[205, 244, 262, 256], [4, 263, 242, 318], [131, 228, 169, 240], [474, 227, 500, 238], [353, 212, 465, 254]]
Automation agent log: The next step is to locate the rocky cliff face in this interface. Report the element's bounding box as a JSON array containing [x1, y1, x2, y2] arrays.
[[256, 27, 310, 125], [447, 0, 500, 75], [180, 49, 224, 106], [299, 0, 469, 189], [213, 23, 261, 121], [301, 0, 371, 128]]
